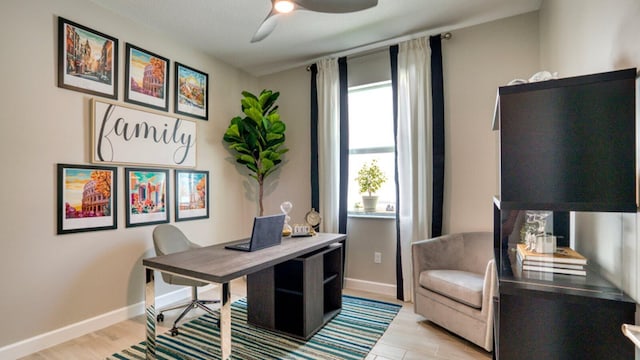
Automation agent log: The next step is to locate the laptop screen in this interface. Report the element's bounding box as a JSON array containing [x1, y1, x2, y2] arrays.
[[250, 214, 285, 251]]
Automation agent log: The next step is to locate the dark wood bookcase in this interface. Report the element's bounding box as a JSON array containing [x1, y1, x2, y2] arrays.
[[493, 68, 637, 359], [246, 243, 343, 339]]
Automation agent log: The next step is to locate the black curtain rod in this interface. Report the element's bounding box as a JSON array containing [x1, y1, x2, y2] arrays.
[[306, 32, 452, 71]]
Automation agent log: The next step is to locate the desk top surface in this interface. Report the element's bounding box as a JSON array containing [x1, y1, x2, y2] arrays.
[[143, 232, 346, 283]]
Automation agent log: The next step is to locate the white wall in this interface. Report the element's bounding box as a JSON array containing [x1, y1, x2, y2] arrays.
[[443, 11, 540, 234], [539, 0, 640, 300], [0, 0, 263, 350]]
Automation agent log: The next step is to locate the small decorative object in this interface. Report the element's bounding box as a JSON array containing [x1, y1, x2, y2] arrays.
[[355, 159, 387, 212], [305, 208, 321, 233], [175, 170, 209, 221], [57, 17, 118, 99], [292, 224, 312, 237], [125, 168, 169, 227], [533, 234, 557, 254], [520, 211, 550, 251], [222, 89, 288, 216], [57, 164, 117, 234], [280, 201, 293, 236], [175, 62, 209, 120], [125, 44, 169, 111]]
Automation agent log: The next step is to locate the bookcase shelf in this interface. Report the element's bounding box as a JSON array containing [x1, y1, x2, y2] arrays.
[[246, 242, 344, 339]]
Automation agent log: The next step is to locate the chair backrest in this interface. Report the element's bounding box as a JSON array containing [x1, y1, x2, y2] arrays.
[[152, 224, 198, 256]]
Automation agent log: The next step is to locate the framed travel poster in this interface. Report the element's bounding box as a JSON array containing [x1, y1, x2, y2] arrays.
[[125, 168, 170, 227], [57, 164, 117, 234], [57, 17, 118, 99], [175, 170, 209, 221], [125, 44, 169, 111], [175, 62, 208, 120]]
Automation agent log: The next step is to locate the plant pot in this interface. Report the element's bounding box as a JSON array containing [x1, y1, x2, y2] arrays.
[[362, 195, 379, 212]]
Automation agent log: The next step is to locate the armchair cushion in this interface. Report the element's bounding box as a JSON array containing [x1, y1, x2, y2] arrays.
[[419, 269, 484, 308]]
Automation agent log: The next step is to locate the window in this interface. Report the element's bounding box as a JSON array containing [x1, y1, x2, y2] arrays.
[[347, 81, 396, 216]]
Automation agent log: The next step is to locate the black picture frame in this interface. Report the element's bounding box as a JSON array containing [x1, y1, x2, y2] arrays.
[[125, 167, 170, 227], [124, 44, 170, 111], [57, 163, 118, 234], [174, 62, 209, 120], [175, 169, 209, 221], [57, 17, 118, 99]]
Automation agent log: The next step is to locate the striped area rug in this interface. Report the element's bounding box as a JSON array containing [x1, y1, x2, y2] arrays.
[[109, 295, 401, 360]]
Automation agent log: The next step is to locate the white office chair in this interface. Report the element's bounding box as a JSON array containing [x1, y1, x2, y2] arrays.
[[153, 224, 220, 336]]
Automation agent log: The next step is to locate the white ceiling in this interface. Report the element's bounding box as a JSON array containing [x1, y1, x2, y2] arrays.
[[89, 0, 542, 77]]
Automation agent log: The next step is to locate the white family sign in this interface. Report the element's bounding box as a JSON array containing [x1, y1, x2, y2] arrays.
[[91, 99, 197, 168]]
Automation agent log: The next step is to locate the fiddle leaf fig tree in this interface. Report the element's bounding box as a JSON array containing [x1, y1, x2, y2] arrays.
[[223, 89, 288, 215]]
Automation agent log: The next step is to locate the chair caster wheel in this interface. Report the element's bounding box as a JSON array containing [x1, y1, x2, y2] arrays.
[[157, 313, 164, 322], [170, 327, 179, 336]]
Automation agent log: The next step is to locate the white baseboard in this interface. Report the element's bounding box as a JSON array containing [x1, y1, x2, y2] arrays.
[[344, 277, 397, 298], [0, 284, 216, 359]]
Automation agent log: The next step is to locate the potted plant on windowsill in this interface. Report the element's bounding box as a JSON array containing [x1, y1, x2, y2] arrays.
[[355, 159, 387, 212]]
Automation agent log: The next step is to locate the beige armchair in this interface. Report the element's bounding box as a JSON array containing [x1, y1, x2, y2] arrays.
[[412, 232, 496, 352]]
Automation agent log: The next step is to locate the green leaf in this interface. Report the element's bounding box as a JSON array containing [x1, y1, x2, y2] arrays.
[[241, 91, 258, 102], [241, 96, 261, 112], [262, 92, 280, 112], [224, 124, 240, 138], [244, 107, 263, 124], [266, 133, 283, 142], [258, 90, 272, 107], [270, 121, 286, 134], [238, 154, 255, 164], [261, 158, 274, 172]]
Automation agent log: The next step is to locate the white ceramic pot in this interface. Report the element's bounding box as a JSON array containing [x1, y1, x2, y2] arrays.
[[361, 195, 379, 212]]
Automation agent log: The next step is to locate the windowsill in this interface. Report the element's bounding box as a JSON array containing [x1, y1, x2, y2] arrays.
[[348, 210, 396, 220]]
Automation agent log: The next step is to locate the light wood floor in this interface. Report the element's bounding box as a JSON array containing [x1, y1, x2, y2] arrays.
[[21, 278, 491, 360]]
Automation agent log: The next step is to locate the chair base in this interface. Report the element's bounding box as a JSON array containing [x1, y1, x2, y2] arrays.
[[157, 288, 220, 336]]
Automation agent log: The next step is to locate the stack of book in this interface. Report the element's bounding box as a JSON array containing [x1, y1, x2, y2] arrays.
[[516, 243, 587, 276]]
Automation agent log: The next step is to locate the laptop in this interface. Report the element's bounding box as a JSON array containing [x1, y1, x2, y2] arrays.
[[225, 214, 286, 252]]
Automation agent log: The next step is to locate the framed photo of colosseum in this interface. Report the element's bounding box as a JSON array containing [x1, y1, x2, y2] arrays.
[[57, 17, 118, 99], [124, 43, 169, 111], [175, 62, 208, 120], [57, 163, 118, 234]]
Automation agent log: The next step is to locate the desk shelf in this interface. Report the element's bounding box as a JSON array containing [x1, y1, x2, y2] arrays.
[[247, 242, 343, 339]]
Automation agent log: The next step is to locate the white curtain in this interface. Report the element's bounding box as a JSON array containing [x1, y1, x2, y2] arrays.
[[316, 58, 341, 233], [396, 37, 432, 301]]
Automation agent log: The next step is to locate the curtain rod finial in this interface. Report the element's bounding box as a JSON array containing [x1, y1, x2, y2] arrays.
[[441, 32, 452, 40]]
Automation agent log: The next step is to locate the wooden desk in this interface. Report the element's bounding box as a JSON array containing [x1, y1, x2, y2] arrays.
[[142, 233, 346, 360]]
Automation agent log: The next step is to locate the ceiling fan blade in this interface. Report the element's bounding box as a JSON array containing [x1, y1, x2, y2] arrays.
[[251, 10, 281, 43], [294, 0, 378, 13]]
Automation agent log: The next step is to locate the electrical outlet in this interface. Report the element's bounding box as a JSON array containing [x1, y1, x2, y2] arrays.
[[374, 252, 382, 264]]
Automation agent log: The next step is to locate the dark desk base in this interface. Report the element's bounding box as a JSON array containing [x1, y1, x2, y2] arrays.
[[246, 243, 343, 339]]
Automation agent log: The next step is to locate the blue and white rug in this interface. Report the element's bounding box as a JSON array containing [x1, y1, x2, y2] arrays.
[[109, 295, 401, 359]]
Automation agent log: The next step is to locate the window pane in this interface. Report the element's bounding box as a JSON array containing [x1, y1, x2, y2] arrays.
[[347, 81, 396, 214], [348, 82, 395, 150]]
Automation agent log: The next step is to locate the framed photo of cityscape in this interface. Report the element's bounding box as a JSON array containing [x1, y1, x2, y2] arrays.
[[57, 17, 118, 99], [124, 44, 169, 111], [57, 164, 118, 234], [175, 170, 209, 221], [125, 168, 170, 227], [175, 62, 208, 120]]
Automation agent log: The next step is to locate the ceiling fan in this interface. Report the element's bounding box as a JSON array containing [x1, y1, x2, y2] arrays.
[[251, 0, 379, 43]]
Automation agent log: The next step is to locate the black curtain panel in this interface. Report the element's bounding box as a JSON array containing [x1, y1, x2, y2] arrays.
[[338, 57, 349, 235], [389, 44, 404, 301], [310, 64, 320, 212], [430, 35, 445, 238]]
